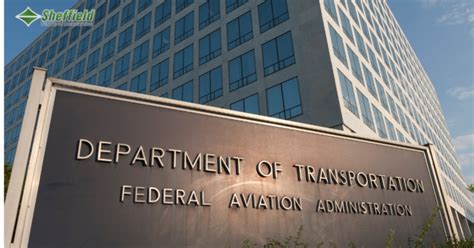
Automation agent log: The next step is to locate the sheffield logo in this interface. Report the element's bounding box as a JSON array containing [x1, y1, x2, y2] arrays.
[[16, 7, 95, 27], [16, 7, 41, 27]]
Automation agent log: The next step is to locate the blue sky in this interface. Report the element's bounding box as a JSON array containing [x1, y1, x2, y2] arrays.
[[4, 1, 474, 183]]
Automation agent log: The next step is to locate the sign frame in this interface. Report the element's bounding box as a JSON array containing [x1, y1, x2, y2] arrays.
[[5, 68, 456, 247]]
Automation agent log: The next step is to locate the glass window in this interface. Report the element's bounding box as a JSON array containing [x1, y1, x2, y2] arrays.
[[338, 70, 359, 116], [226, 0, 247, 13], [360, 18, 370, 40], [328, 24, 347, 66], [176, 0, 193, 14], [347, 46, 363, 83], [19, 67, 27, 83], [58, 34, 68, 51], [376, 80, 390, 112], [85, 74, 97, 85], [266, 77, 302, 119], [38, 52, 47, 67], [131, 70, 148, 93], [199, 66, 223, 103], [33, 42, 41, 55], [52, 54, 64, 75], [324, 0, 338, 22], [115, 53, 130, 80], [199, 0, 220, 30], [354, 30, 367, 59], [362, 65, 378, 98], [227, 11, 253, 50], [78, 35, 90, 57], [102, 37, 116, 63], [364, 4, 373, 27], [155, 0, 171, 27], [373, 105, 387, 138], [118, 25, 134, 50], [173, 44, 193, 79], [109, 0, 121, 13], [73, 59, 86, 81], [262, 31, 295, 76], [396, 129, 405, 143], [132, 40, 149, 70], [121, 1, 136, 26], [357, 90, 375, 130], [13, 59, 20, 74], [386, 120, 397, 141], [231, 94, 259, 114], [136, 12, 151, 40], [172, 80, 193, 102], [105, 13, 119, 36], [382, 48, 390, 68], [379, 60, 388, 83], [150, 58, 169, 91], [367, 47, 379, 74], [117, 82, 128, 90], [258, 0, 289, 33], [347, 0, 359, 26], [394, 86, 403, 107], [65, 45, 77, 65], [387, 94, 399, 123], [137, 0, 152, 13], [339, 8, 353, 42], [199, 29, 221, 65], [96, 2, 107, 23], [47, 42, 58, 61], [153, 27, 171, 57], [51, 27, 61, 40], [399, 106, 408, 132], [70, 27, 80, 44], [175, 11, 194, 44], [41, 32, 51, 50], [372, 32, 381, 55], [81, 25, 91, 35], [46, 62, 54, 75], [91, 24, 104, 47], [228, 50, 256, 91], [87, 48, 101, 73], [98, 64, 113, 86]]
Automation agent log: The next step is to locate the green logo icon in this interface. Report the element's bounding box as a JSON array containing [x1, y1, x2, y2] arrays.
[[16, 7, 41, 27]]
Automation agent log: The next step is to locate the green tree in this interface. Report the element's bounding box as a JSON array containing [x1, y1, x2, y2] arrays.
[[467, 184, 474, 193]]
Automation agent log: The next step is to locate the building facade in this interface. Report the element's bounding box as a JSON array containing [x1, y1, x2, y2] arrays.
[[4, 0, 473, 238]]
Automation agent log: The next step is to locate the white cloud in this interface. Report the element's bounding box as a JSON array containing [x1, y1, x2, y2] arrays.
[[454, 133, 474, 151], [438, 4, 474, 25], [417, 0, 474, 37], [432, 0, 474, 37], [453, 133, 474, 183], [447, 86, 474, 101], [416, 0, 448, 7]]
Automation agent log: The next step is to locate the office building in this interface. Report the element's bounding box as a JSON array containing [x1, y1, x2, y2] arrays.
[[4, 0, 473, 237]]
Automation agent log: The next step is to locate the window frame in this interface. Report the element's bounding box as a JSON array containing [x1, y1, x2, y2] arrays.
[[228, 49, 257, 91], [258, 0, 289, 33], [199, 28, 222, 65], [266, 77, 303, 120], [199, 66, 223, 103], [226, 11, 253, 50], [262, 31, 295, 76]]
